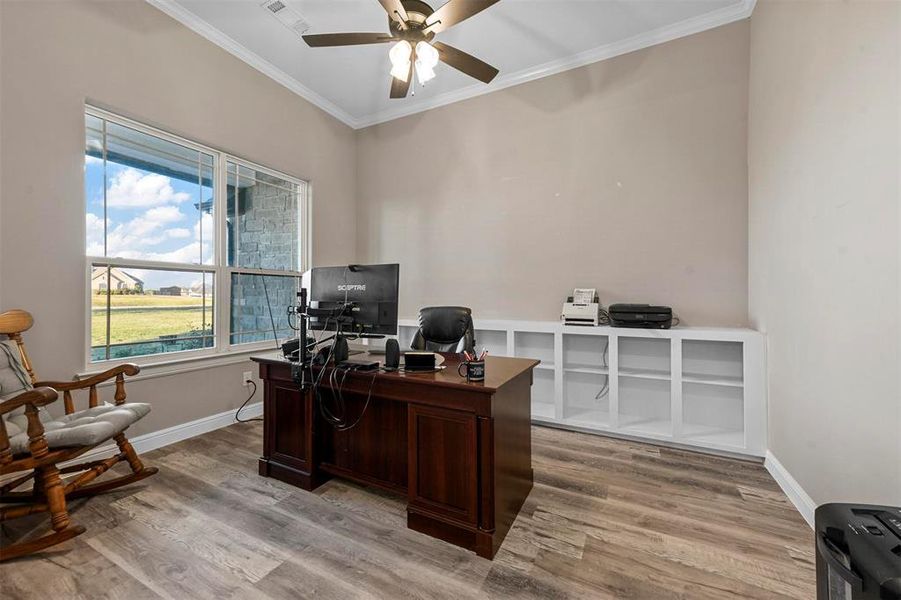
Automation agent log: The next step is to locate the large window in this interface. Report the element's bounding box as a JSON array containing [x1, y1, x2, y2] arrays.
[[85, 107, 307, 364]]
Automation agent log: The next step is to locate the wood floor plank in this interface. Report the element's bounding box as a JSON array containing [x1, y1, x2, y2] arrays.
[[109, 489, 289, 583], [85, 520, 272, 600], [0, 540, 159, 600], [1, 422, 815, 599]]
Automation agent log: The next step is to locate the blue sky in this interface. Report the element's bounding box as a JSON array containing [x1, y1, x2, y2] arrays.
[[85, 157, 214, 290]]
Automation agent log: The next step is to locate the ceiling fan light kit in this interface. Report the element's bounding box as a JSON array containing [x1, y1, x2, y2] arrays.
[[389, 40, 413, 82], [414, 41, 439, 84], [302, 0, 501, 99]]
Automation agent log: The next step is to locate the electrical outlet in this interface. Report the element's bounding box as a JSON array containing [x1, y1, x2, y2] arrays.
[[242, 371, 253, 386]]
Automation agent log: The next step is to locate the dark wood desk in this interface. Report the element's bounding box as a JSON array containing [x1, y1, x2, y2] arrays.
[[251, 352, 538, 559]]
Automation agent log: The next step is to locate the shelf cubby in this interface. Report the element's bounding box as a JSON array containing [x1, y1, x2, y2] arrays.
[[618, 336, 671, 379], [681, 382, 744, 448], [562, 333, 609, 373], [618, 376, 672, 436], [682, 340, 743, 387], [514, 331, 555, 369], [531, 368, 556, 420], [562, 371, 610, 427], [474, 328, 508, 357]]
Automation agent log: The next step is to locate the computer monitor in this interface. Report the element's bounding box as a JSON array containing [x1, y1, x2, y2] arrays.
[[308, 263, 399, 336]]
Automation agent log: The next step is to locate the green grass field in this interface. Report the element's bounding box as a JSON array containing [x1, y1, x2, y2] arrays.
[[91, 294, 205, 308], [92, 294, 212, 345]]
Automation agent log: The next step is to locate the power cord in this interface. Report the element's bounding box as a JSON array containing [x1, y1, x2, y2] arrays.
[[235, 379, 262, 423], [595, 338, 610, 402]]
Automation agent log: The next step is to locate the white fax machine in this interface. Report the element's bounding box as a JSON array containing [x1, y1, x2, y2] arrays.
[[561, 288, 601, 326]]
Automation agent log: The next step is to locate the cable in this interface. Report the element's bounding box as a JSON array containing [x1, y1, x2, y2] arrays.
[[235, 380, 262, 423], [302, 266, 378, 431], [260, 272, 280, 350], [331, 367, 379, 431], [595, 338, 610, 402]]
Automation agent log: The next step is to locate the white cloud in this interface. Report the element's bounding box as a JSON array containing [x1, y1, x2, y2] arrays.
[[85, 155, 103, 166], [144, 205, 185, 224], [85, 213, 106, 256], [106, 168, 191, 208], [95, 206, 198, 258], [147, 242, 204, 264], [194, 212, 213, 244], [167, 228, 191, 239]]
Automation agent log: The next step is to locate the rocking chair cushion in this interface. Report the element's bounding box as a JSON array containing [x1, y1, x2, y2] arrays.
[[4, 402, 151, 456], [0, 340, 33, 411]]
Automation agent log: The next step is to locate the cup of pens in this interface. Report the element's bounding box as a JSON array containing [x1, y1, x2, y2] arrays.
[[459, 350, 487, 382]]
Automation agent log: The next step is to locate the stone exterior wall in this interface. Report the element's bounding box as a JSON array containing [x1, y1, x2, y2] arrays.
[[230, 173, 301, 344], [230, 273, 297, 344]]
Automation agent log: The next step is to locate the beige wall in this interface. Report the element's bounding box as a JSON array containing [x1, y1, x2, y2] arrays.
[[0, 0, 357, 435], [356, 22, 751, 326], [749, 0, 901, 505]]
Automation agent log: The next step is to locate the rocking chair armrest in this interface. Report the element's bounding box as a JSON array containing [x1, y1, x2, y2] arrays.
[[0, 387, 57, 462], [35, 363, 141, 391], [0, 386, 59, 416]]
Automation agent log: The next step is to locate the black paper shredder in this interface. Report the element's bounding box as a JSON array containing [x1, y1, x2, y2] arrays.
[[815, 503, 901, 599]]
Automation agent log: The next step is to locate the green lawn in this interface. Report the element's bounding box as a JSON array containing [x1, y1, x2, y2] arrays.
[[92, 308, 213, 345], [92, 294, 213, 345], [92, 294, 205, 308]]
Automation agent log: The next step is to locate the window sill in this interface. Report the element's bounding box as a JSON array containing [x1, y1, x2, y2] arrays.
[[77, 345, 278, 385]]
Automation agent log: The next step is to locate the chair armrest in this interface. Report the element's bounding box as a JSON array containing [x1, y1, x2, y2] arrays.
[[0, 387, 58, 461], [35, 364, 140, 412], [35, 363, 140, 391], [0, 386, 58, 416]]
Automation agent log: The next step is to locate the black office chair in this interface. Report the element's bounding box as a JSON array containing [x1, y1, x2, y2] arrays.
[[410, 307, 476, 354]]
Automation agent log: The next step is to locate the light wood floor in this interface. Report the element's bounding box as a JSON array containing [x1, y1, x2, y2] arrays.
[[1, 423, 815, 599]]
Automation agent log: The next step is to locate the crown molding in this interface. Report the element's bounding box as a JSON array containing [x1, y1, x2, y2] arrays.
[[145, 0, 362, 128], [357, 0, 757, 128], [146, 0, 756, 130]]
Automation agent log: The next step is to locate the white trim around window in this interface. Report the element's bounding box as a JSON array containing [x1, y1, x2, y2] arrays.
[[83, 105, 310, 374]]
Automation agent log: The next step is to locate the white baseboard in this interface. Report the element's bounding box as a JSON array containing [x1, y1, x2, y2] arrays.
[[75, 402, 263, 464], [764, 450, 816, 528]]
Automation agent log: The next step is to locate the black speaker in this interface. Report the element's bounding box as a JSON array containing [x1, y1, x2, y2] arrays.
[[385, 339, 400, 370], [333, 336, 349, 363]]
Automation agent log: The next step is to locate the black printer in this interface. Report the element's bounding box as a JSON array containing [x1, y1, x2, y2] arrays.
[[608, 304, 673, 329]]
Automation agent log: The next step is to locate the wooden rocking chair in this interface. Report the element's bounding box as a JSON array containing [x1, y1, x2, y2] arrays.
[[0, 309, 157, 561]]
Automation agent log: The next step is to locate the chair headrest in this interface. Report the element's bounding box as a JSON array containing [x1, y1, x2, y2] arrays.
[[417, 307, 473, 344]]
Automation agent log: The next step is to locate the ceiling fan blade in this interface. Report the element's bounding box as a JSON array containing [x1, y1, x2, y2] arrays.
[[377, 0, 409, 29], [389, 63, 414, 99], [302, 33, 393, 47], [432, 41, 498, 84], [424, 0, 501, 34]]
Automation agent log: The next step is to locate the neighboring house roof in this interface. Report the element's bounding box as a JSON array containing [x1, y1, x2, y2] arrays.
[[91, 266, 143, 286]]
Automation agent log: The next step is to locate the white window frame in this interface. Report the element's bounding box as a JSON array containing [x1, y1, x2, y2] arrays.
[[84, 106, 311, 372]]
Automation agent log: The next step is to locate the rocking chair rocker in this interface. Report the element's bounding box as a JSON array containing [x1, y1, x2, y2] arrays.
[[0, 309, 157, 560]]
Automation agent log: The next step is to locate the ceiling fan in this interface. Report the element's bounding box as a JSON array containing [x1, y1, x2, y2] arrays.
[[302, 0, 501, 99]]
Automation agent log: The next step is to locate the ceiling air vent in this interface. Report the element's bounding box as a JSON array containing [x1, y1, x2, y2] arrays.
[[260, 0, 311, 37]]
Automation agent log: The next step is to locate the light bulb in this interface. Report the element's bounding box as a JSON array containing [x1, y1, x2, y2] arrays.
[[414, 42, 439, 84], [415, 41, 438, 69], [389, 40, 412, 82], [415, 63, 436, 84]]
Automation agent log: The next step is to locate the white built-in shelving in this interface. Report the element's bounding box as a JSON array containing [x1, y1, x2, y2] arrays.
[[397, 318, 766, 458]]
